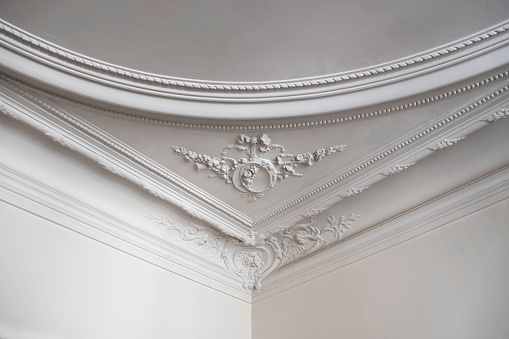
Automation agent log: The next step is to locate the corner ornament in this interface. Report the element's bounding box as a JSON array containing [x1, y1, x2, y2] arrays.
[[172, 134, 345, 202]]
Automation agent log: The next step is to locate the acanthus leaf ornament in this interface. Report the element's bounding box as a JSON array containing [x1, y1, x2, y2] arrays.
[[381, 163, 414, 176], [481, 108, 509, 123], [146, 210, 359, 291], [172, 134, 345, 201], [339, 186, 370, 198], [427, 137, 465, 151], [0, 101, 19, 120]]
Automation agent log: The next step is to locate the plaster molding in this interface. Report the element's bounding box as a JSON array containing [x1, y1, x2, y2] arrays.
[[381, 163, 415, 176], [339, 186, 370, 198], [1, 18, 508, 99], [24, 70, 509, 131], [146, 209, 360, 291], [0, 166, 252, 301], [427, 137, 466, 151], [253, 83, 509, 226], [145, 214, 232, 266], [0, 89, 253, 241], [0, 101, 18, 120], [172, 134, 345, 202], [42, 128, 74, 150], [1, 72, 508, 235], [95, 155, 124, 178], [257, 165, 509, 300], [481, 107, 509, 122]]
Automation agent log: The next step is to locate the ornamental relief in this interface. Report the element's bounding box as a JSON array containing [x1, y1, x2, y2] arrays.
[[172, 134, 345, 202], [145, 209, 360, 291]]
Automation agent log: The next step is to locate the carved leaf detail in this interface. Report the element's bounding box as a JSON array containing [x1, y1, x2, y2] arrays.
[[481, 108, 508, 123], [42, 129, 74, 150], [0, 102, 19, 120], [381, 163, 414, 176], [270, 213, 360, 261], [96, 156, 124, 177], [427, 137, 465, 151], [145, 214, 236, 263], [339, 186, 370, 198]]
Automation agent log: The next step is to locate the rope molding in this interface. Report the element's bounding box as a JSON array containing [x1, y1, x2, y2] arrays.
[[0, 18, 508, 93]]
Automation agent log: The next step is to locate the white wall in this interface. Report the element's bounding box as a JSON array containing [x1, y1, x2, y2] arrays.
[[252, 198, 509, 339], [0, 200, 250, 339]]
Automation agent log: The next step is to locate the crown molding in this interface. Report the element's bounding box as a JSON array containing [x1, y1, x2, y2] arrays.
[[0, 165, 252, 302], [1, 19, 509, 118], [11, 69, 509, 130], [1, 71, 509, 236], [0, 81, 254, 240], [3, 138, 508, 301], [253, 88, 509, 230], [254, 164, 509, 301]]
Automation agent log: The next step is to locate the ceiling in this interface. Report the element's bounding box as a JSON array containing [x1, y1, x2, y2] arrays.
[[0, 0, 508, 300]]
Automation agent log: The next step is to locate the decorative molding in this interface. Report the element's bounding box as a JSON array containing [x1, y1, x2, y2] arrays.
[[381, 163, 415, 176], [32, 70, 509, 131], [95, 155, 124, 177], [427, 137, 466, 151], [141, 181, 165, 200], [269, 211, 361, 261], [481, 107, 509, 122], [257, 165, 509, 300], [0, 101, 18, 120], [0, 77, 253, 231], [145, 214, 232, 264], [42, 129, 74, 150], [0, 166, 252, 301], [339, 186, 370, 198], [253, 82, 509, 225], [1, 18, 507, 94], [172, 134, 345, 201], [145, 210, 359, 291], [1, 72, 508, 232]]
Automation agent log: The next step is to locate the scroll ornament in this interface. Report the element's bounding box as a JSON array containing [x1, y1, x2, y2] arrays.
[[146, 209, 359, 291], [172, 134, 345, 202]]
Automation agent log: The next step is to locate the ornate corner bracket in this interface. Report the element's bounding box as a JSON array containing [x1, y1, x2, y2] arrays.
[[145, 209, 360, 291], [172, 134, 345, 202]]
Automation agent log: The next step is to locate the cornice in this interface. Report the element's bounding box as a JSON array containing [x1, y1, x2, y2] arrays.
[[1, 19, 509, 118], [255, 164, 509, 301], [20, 69, 509, 131], [0, 18, 508, 95], [253, 87, 509, 227], [0, 80, 254, 239], [1, 72, 509, 235], [0, 165, 251, 302]]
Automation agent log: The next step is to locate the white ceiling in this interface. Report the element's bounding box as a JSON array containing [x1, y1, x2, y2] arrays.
[[0, 1, 508, 299]]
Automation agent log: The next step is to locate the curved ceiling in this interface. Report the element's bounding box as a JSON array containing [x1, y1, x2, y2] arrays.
[[1, 0, 508, 83]]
